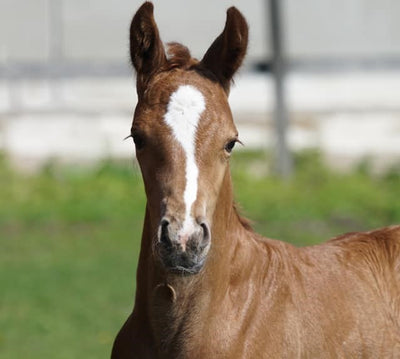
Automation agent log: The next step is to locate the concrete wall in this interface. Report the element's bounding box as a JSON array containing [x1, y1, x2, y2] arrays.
[[285, 0, 400, 59], [1, 0, 49, 63], [1, 0, 400, 70]]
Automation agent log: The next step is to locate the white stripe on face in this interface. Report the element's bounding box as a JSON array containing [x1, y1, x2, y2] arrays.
[[164, 85, 205, 233]]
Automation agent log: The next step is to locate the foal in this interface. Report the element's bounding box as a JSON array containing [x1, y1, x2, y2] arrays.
[[112, 3, 400, 358]]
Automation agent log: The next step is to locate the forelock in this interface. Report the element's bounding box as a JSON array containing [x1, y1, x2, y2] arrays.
[[165, 42, 199, 70]]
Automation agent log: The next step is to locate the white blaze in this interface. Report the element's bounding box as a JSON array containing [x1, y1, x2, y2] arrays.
[[164, 85, 205, 232]]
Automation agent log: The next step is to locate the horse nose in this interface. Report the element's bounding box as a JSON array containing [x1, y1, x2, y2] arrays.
[[183, 220, 211, 252], [157, 217, 211, 274], [158, 217, 210, 250]]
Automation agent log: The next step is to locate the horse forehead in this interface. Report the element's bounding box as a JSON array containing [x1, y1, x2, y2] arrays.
[[145, 70, 219, 107], [137, 72, 233, 134], [164, 85, 206, 127]]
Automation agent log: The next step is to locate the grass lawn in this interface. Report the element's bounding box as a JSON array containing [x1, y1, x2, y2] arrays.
[[0, 151, 399, 358]]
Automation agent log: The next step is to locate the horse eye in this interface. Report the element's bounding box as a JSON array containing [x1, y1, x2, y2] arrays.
[[132, 133, 145, 150], [224, 140, 236, 153]]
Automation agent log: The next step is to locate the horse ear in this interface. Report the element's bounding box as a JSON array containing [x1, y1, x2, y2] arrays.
[[201, 7, 248, 94], [129, 2, 166, 91]]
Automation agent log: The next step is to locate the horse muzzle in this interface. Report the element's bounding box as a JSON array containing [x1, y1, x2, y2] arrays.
[[156, 217, 211, 275]]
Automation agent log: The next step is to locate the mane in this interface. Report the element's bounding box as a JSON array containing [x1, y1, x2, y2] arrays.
[[165, 42, 199, 70]]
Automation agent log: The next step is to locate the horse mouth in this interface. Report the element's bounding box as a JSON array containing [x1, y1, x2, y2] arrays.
[[157, 243, 208, 276], [165, 260, 206, 275]]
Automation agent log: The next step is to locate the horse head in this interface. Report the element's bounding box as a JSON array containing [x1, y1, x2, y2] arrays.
[[128, 2, 248, 275]]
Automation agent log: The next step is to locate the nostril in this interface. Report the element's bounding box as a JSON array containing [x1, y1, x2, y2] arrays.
[[160, 219, 170, 245], [200, 222, 210, 243], [161, 218, 170, 228]]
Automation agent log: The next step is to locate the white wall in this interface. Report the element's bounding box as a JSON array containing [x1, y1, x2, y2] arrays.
[[1, 0, 400, 68]]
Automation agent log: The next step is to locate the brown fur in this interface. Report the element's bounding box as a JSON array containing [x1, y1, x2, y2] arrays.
[[165, 43, 197, 70], [112, 3, 400, 358]]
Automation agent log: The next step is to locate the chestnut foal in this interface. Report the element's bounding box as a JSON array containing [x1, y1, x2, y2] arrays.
[[112, 3, 400, 358]]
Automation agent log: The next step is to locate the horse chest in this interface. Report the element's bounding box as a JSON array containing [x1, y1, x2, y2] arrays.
[[148, 283, 275, 358]]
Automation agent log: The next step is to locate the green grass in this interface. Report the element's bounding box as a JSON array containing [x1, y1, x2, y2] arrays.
[[0, 151, 399, 358], [232, 151, 400, 244]]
